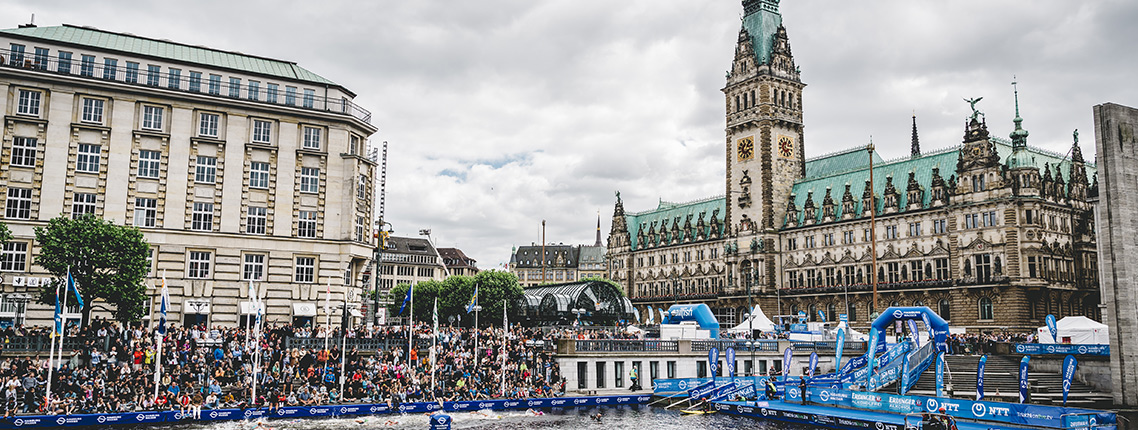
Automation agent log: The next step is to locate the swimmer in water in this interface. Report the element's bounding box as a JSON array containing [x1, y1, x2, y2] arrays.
[[527, 408, 544, 416], [591, 412, 603, 422]]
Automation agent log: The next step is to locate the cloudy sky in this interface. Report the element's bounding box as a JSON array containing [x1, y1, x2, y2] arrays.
[[5, 0, 1137, 269]]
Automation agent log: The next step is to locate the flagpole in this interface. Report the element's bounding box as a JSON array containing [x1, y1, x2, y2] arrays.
[[57, 280, 69, 373], [339, 282, 348, 400], [250, 280, 260, 409], [431, 297, 438, 396], [407, 285, 414, 370], [499, 299, 507, 397], [324, 278, 331, 353], [45, 275, 62, 409]]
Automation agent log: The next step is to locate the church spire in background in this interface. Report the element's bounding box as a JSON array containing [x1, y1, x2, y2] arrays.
[[595, 211, 603, 247], [1009, 77, 1029, 149], [911, 113, 921, 157]]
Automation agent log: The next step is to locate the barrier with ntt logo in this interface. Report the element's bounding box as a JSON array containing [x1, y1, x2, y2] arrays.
[[1015, 343, 1110, 356], [800, 387, 1115, 428], [714, 401, 907, 430], [0, 395, 652, 429]]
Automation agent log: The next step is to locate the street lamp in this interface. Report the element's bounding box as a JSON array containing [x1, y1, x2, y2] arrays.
[[372, 221, 394, 329]]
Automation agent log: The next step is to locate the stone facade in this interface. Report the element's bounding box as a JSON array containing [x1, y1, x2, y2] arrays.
[[0, 24, 378, 328], [606, 0, 1100, 332], [1090, 102, 1138, 406]]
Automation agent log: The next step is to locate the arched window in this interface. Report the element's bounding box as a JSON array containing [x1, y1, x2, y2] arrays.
[[978, 297, 994, 320], [791, 304, 800, 316], [827, 303, 836, 321], [809, 304, 817, 322], [939, 299, 951, 320], [847, 303, 858, 322], [914, 300, 924, 307]]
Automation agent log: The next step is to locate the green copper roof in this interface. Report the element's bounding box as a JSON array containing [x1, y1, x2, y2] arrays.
[[625, 196, 726, 249], [741, 0, 782, 64], [1, 25, 335, 85], [788, 138, 1096, 226], [805, 146, 885, 179]]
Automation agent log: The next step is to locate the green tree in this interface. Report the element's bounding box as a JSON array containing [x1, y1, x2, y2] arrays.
[[388, 270, 523, 327], [0, 222, 10, 245], [34, 215, 151, 324]]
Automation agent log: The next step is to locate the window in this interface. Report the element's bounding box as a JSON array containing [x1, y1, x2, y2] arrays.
[[11, 137, 37, 168], [134, 198, 157, 227], [822, 233, 834, 246], [1025, 209, 1034, 225], [188, 251, 212, 279], [908, 222, 921, 237], [167, 68, 181, 90], [247, 207, 267, 235], [578, 362, 588, 389], [295, 256, 315, 283], [199, 113, 220, 137], [76, 144, 101, 173], [249, 162, 270, 189], [71, 193, 96, 219], [1027, 256, 1037, 278], [252, 119, 272, 143], [7, 44, 24, 65], [33, 47, 48, 69], [267, 83, 279, 104], [974, 254, 991, 282], [350, 135, 360, 155], [57, 51, 72, 74], [146, 65, 161, 86], [786, 238, 797, 250], [195, 156, 217, 183], [5, 188, 32, 219], [81, 97, 105, 124], [982, 211, 998, 227], [228, 77, 241, 98], [965, 213, 979, 229], [0, 242, 28, 272], [356, 216, 366, 242], [596, 361, 606, 389], [303, 88, 315, 108], [208, 74, 221, 95], [243, 254, 265, 281], [935, 258, 949, 279], [978, 297, 993, 320], [124, 62, 139, 84], [189, 71, 202, 92], [80, 55, 95, 77], [247, 81, 260, 101], [357, 175, 368, 200], [843, 230, 855, 244], [302, 127, 322, 150], [191, 202, 214, 231], [285, 86, 297, 106], [137, 150, 161, 178], [16, 89, 41, 116], [142, 105, 164, 130], [933, 219, 947, 234], [300, 167, 320, 193], [103, 58, 118, 80], [298, 211, 317, 238]]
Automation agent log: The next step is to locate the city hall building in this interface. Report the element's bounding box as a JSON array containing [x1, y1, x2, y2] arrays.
[[606, 0, 1099, 331], [0, 23, 379, 328]]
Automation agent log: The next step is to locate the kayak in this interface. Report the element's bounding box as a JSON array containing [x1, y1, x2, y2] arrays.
[[680, 409, 716, 415]]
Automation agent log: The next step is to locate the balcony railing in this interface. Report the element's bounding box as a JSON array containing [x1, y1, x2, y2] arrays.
[[0, 48, 372, 125], [691, 339, 779, 352], [575, 339, 679, 352]]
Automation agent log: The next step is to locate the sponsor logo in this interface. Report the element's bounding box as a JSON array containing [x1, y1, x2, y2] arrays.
[[456, 403, 471, 410], [1016, 344, 1025, 353], [638, 396, 651, 402], [678, 380, 688, 390], [574, 398, 588, 405], [926, 399, 939, 412], [438, 417, 449, 424], [211, 411, 220, 418], [672, 307, 695, 318], [244, 410, 255, 417], [13, 419, 22, 427], [972, 403, 987, 417], [988, 405, 1010, 417], [97, 416, 107, 423], [893, 310, 904, 319], [740, 406, 754, 414], [370, 406, 383, 413], [876, 422, 885, 430], [761, 408, 769, 416], [788, 387, 800, 398], [505, 401, 520, 407], [819, 390, 831, 402], [815, 415, 835, 425], [596, 398, 609, 404], [617, 397, 630, 402], [528, 400, 541, 407], [479, 402, 494, 409], [1046, 345, 1057, 353], [716, 403, 729, 411], [310, 408, 329, 414], [56, 417, 66, 425], [551, 399, 566, 406], [1078, 346, 1089, 355]]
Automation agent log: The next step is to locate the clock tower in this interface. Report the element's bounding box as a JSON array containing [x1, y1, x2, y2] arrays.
[[724, 0, 805, 239]]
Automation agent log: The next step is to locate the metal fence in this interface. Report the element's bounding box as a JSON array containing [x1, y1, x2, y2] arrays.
[[574, 339, 679, 352], [691, 339, 780, 352]]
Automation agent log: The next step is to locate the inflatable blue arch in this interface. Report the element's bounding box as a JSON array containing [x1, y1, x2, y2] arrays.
[[871, 306, 949, 352], [663, 304, 720, 338]]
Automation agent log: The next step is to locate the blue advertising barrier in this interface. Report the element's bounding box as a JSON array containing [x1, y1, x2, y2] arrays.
[[1015, 343, 1110, 356], [653, 377, 714, 393], [0, 395, 653, 429], [803, 387, 1116, 428]]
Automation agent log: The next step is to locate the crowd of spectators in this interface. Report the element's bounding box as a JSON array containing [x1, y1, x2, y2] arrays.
[[946, 332, 1033, 355], [0, 318, 576, 417]]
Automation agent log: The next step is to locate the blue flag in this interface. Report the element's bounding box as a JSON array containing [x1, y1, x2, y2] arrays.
[[906, 319, 919, 343], [158, 277, 170, 336], [67, 272, 83, 310], [808, 352, 818, 378], [900, 352, 911, 395], [818, 310, 826, 322], [866, 327, 880, 388], [399, 285, 413, 315], [782, 347, 792, 378], [465, 286, 478, 313], [977, 355, 987, 400], [1046, 314, 1058, 343], [835, 327, 846, 371], [935, 352, 945, 398], [709, 347, 720, 376], [53, 282, 63, 336], [1062, 355, 1077, 406], [726, 347, 736, 378], [1019, 356, 1030, 403]]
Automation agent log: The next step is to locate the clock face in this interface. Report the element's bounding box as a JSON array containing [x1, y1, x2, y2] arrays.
[[778, 135, 794, 158], [737, 136, 755, 161]]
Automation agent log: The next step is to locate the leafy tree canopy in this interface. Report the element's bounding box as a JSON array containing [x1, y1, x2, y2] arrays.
[[0, 222, 11, 245], [35, 215, 150, 324], [388, 270, 522, 327]]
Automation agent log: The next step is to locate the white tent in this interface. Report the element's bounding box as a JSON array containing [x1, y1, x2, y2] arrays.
[[729, 304, 777, 333], [1036, 316, 1109, 345], [834, 321, 870, 342]]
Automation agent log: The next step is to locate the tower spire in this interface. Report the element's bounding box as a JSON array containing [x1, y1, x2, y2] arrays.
[[595, 210, 602, 247], [1009, 76, 1029, 149], [910, 112, 921, 157]]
